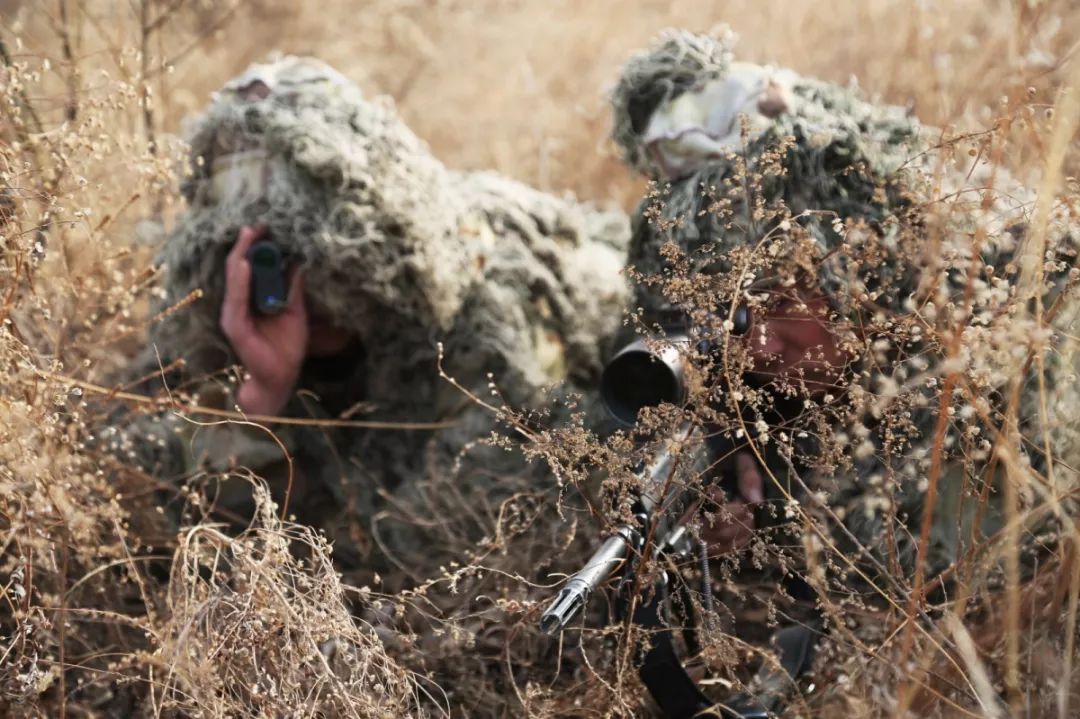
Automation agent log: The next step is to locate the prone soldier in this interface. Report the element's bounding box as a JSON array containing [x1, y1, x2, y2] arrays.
[[609, 27, 1080, 580], [113, 56, 632, 576], [569, 27, 1080, 715]]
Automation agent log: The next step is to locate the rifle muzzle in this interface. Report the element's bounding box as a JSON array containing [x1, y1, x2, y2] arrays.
[[539, 528, 635, 634]]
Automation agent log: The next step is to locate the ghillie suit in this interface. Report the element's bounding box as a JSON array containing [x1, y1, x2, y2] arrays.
[[105, 55, 635, 714], [608, 28, 1080, 713], [116, 56, 630, 576]]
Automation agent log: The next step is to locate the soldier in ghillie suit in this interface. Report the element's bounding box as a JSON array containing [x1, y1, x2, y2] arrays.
[[605, 27, 1080, 712], [113, 56, 630, 574]]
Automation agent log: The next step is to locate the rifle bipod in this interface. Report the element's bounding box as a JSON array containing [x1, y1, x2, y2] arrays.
[[613, 536, 822, 719]]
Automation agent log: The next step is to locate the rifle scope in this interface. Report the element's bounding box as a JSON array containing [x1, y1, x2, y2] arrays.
[[600, 335, 690, 427], [601, 306, 750, 427]]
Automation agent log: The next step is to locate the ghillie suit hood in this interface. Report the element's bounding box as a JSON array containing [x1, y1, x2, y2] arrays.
[[611, 29, 1080, 582], [153, 56, 629, 418], [123, 55, 633, 576], [611, 27, 920, 183], [611, 28, 930, 324]]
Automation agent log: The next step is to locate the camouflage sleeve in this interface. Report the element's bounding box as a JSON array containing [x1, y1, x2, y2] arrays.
[[99, 357, 318, 524], [818, 216, 1080, 582]]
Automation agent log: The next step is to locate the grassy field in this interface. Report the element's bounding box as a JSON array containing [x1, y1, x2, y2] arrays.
[[2, 1, 1080, 716]]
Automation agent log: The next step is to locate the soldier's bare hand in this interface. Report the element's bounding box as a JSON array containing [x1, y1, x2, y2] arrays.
[[702, 450, 763, 553], [220, 225, 308, 416]]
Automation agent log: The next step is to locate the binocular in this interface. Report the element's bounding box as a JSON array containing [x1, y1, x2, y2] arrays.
[[247, 237, 291, 315]]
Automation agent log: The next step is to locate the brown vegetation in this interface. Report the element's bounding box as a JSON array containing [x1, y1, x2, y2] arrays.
[[2, 1, 1080, 717]]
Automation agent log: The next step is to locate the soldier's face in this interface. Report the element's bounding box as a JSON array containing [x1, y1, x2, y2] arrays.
[[308, 323, 353, 357], [306, 305, 354, 358], [742, 287, 852, 395]]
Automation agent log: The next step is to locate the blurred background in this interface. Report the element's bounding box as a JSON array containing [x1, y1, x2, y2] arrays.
[[5, 0, 1077, 209]]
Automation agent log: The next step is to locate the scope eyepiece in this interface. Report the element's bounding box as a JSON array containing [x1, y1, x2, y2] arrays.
[[247, 238, 290, 315], [731, 304, 751, 336]]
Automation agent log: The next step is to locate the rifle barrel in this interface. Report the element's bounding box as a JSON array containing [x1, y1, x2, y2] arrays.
[[540, 527, 634, 634], [539, 426, 694, 634]]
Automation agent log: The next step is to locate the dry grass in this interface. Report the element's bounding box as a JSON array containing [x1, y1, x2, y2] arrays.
[[2, 1, 1080, 717]]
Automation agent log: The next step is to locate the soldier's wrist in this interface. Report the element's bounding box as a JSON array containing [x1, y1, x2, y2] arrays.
[[236, 377, 293, 417]]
